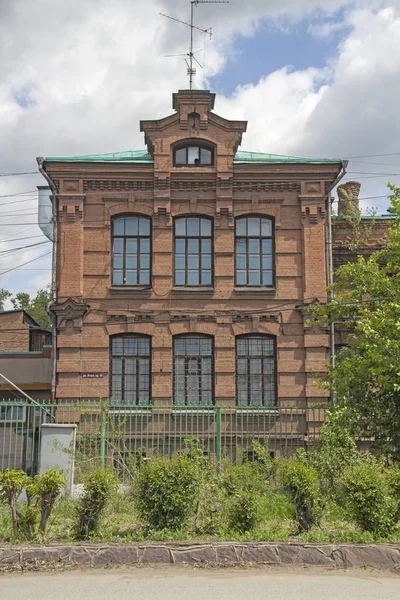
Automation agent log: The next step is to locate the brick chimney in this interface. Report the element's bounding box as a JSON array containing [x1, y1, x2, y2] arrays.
[[337, 181, 361, 216]]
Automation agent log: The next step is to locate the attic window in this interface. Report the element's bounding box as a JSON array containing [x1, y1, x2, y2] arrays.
[[174, 144, 213, 167]]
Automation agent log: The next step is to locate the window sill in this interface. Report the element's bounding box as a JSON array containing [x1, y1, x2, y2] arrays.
[[234, 286, 276, 293], [172, 286, 214, 292], [109, 285, 152, 292]]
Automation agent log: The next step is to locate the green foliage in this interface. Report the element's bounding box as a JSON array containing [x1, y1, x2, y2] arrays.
[[75, 468, 118, 540], [31, 469, 66, 535], [226, 488, 262, 534], [194, 475, 227, 536], [0, 469, 31, 538], [0, 289, 12, 312], [0, 468, 65, 539], [221, 460, 265, 497], [309, 183, 400, 458], [339, 461, 398, 537], [312, 405, 359, 498], [131, 455, 201, 531], [278, 454, 321, 532], [10, 285, 52, 327]]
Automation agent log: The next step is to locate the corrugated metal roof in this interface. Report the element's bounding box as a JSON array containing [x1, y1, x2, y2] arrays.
[[44, 149, 343, 165]]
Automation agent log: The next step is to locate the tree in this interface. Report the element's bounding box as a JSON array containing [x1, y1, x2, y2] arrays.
[[311, 183, 400, 459], [0, 289, 12, 311], [11, 286, 52, 327]]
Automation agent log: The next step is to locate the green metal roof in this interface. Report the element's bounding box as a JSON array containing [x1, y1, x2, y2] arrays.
[[44, 150, 153, 163], [233, 150, 342, 164], [44, 149, 343, 165]]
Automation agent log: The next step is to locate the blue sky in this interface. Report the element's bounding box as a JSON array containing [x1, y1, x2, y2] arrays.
[[210, 12, 349, 95]]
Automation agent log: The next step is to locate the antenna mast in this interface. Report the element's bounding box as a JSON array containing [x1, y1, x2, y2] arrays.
[[161, 0, 229, 89]]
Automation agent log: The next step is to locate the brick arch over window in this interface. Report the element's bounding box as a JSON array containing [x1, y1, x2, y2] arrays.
[[110, 334, 151, 406], [235, 214, 275, 287], [111, 214, 151, 286], [236, 334, 277, 407], [173, 333, 214, 406]]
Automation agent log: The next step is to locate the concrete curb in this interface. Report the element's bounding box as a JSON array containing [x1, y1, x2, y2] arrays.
[[1, 542, 400, 569]]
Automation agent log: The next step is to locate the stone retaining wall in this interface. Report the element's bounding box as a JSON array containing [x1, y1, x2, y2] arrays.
[[1, 542, 400, 569]]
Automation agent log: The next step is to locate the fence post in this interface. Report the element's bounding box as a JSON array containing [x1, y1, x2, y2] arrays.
[[100, 403, 107, 469], [215, 406, 222, 475]]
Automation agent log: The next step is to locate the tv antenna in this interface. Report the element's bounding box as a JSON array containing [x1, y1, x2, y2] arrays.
[[160, 1, 229, 89]]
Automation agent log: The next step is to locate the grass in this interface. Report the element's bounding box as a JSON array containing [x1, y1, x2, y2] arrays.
[[1, 487, 400, 545]]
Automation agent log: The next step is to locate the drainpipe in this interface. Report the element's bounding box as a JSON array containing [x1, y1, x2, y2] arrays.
[[37, 157, 58, 405], [325, 160, 348, 404]]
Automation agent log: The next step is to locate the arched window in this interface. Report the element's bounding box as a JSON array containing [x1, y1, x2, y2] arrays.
[[173, 335, 213, 406], [174, 216, 212, 286], [112, 215, 151, 286], [173, 143, 214, 167], [110, 335, 151, 405], [236, 335, 276, 406], [235, 216, 274, 286]]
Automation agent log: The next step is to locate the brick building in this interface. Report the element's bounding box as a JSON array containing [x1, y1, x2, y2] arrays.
[[36, 89, 353, 457], [0, 310, 52, 400]]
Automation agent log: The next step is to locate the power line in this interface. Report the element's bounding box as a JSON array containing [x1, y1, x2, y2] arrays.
[[0, 234, 46, 244], [0, 240, 51, 256], [0, 190, 37, 198], [0, 250, 52, 277], [0, 172, 37, 177]]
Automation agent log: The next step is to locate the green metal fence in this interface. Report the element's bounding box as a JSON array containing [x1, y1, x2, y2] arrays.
[[0, 399, 330, 480]]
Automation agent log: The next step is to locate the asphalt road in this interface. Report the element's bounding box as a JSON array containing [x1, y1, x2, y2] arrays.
[[1, 567, 400, 600]]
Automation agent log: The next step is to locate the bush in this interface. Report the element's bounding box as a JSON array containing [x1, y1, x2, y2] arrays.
[[278, 454, 321, 532], [312, 406, 359, 499], [194, 475, 227, 536], [75, 468, 118, 540], [221, 460, 265, 497], [132, 455, 201, 531], [0, 469, 31, 538], [31, 468, 66, 535], [339, 462, 398, 537], [226, 488, 262, 534]]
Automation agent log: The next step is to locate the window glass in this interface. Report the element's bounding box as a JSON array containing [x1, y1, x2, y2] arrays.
[[236, 335, 276, 406], [110, 336, 150, 405], [188, 147, 199, 164], [175, 148, 186, 165], [174, 217, 213, 286], [173, 335, 213, 406], [235, 216, 274, 286], [200, 147, 212, 165], [112, 216, 151, 286]]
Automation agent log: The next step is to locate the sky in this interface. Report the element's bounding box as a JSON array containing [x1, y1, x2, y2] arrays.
[[1, 0, 400, 303]]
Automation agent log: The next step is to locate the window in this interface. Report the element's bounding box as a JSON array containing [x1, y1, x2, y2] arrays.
[[173, 335, 213, 406], [174, 144, 213, 167], [174, 217, 212, 286], [0, 405, 26, 422], [110, 336, 151, 405], [236, 335, 276, 406], [112, 216, 151, 286], [235, 216, 274, 286]]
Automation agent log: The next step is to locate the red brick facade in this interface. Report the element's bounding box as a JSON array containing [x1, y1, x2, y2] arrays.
[[43, 90, 345, 409]]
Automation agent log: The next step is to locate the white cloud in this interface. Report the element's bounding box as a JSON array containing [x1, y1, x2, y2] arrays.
[[0, 0, 399, 300]]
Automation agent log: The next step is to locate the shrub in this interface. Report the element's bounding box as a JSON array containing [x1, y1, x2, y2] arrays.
[[221, 460, 265, 497], [75, 468, 118, 540], [131, 455, 201, 531], [226, 488, 262, 534], [31, 468, 66, 535], [278, 455, 321, 532], [194, 475, 227, 536], [0, 469, 31, 537], [312, 406, 359, 499], [340, 462, 398, 537]]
